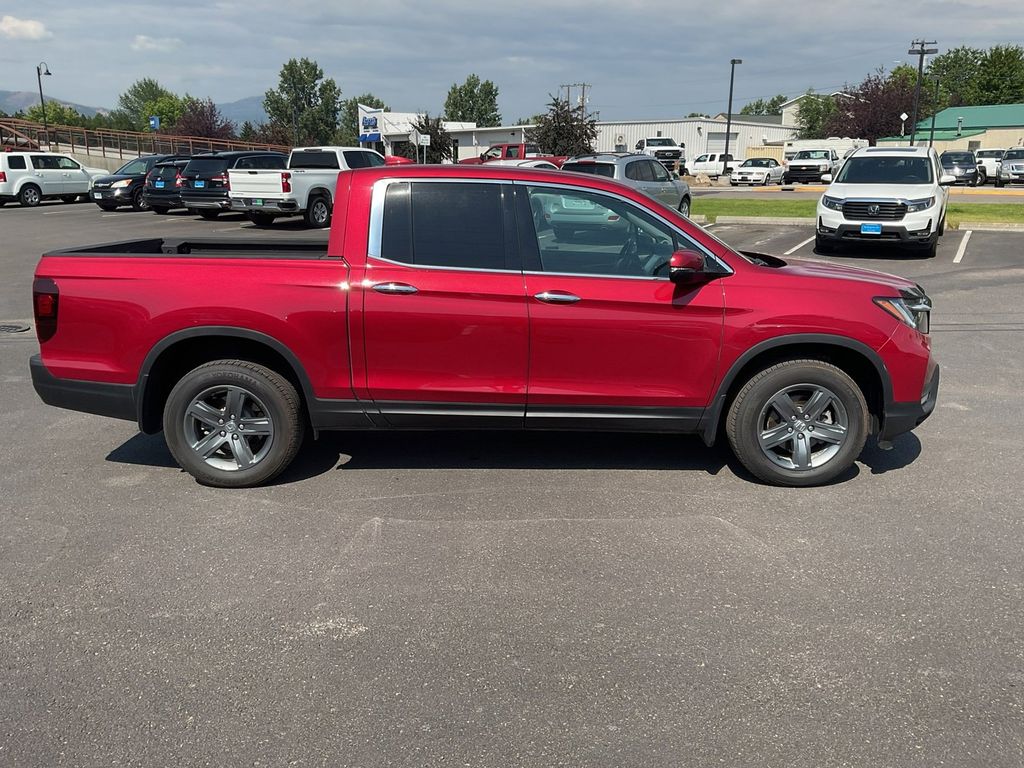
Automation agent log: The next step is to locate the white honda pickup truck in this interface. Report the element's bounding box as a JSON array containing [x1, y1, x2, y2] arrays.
[[228, 146, 387, 228]]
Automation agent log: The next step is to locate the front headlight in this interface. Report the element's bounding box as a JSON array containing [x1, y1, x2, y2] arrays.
[[111, 179, 133, 188], [821, 195, 844, 211], [905, 197, 935, 213], [874, 288, 932, 334]]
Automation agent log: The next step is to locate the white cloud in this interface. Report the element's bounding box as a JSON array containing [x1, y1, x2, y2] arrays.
[[0, 15, 52, 40], [130, 35, 181, 53]]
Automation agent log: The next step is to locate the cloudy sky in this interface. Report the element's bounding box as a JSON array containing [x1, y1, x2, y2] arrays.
[[2, 1, 1023, 122]]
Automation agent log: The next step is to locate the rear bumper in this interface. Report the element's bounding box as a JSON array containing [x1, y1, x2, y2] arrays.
[[233, 198, 299, 214], [31, 355, 137, 423], [879, 363, 939, 442], [180, 194, 233, 210], [143, 191, 184, 207]]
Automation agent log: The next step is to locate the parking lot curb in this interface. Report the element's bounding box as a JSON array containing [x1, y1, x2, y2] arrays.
[[712, 216, 813, 226], [955, 222, 1024, 232], [687, 214, 707, 224]]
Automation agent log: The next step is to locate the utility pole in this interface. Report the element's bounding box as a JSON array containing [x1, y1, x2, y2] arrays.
[[928, 77, 940, 147], [723, 59, 742, 176], [907, 39, 938, 146], [560, 82, 589, 111]]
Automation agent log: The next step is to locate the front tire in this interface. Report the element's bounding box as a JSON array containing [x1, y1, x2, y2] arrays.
[[131, 188, 149, 211], [152, 206, 170, 215], [162, 360, 304, 488], [814, 233, 835, 253], [678, 196, 691, 217], [60, 195, 78, 204], [726, 359, 869, 487]]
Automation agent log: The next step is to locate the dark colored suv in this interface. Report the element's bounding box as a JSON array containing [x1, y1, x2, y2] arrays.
[[143, 159, 191, 214], [938, 150, 979, 186], [90, 154, 190, 212], [180, 151, 287, 219]]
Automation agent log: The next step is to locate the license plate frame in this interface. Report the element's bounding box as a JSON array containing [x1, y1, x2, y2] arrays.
[[860, 223, 883, 235], [154, 180, 165, 189], [92, 192, 102, 199]]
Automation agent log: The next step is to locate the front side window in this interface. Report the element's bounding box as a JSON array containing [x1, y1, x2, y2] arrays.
[[57, 157, 82, 170], [649, 161, 670, 181], [380, 182, 508, 270], [116, 158, 150, 175], [483, 147, 503, 160], [695, 154, 709, 163], [523, 186, 683, 278]]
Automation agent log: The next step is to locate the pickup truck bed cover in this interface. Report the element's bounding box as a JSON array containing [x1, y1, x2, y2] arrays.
[[45, 238, 330, 260]]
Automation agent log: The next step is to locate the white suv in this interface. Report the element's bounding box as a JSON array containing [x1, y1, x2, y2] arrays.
[[0, 152, 108, 207], [815, 146, 954, 257]]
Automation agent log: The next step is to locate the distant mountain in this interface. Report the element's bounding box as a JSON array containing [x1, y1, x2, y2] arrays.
[[0, 90, 108, 117], [217, 96, 267, 126]]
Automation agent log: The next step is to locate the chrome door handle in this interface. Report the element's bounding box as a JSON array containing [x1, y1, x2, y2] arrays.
[[372, 282, 418, 295], [534, 291, 581, 304]]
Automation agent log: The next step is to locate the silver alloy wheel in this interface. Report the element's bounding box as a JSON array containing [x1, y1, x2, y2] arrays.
[[678, 198, 690, 217], [183, 385, 275, 471], [22, 186, 40, 206], [757, 383, 849, 470], [311, 199, 329, 225]]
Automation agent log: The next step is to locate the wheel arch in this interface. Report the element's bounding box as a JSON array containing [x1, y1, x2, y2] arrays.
[[700, 334, 891, 446], [135, 327, 315, 434]]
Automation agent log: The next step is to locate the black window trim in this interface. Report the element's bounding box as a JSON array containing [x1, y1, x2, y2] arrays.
[[368, 177, 521, 274]]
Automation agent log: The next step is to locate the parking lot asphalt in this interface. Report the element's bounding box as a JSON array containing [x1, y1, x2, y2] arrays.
[[2, 200, 1023, 766]]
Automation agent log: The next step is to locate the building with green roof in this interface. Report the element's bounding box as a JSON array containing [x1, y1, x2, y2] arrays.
[[878, 103, 1024, 152]]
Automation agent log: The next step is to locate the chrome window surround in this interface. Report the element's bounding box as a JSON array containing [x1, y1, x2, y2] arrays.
[[367, 176, 733, 280]]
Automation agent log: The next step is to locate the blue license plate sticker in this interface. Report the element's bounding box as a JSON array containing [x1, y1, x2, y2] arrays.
[[195, 180, 206, 188], [860, 223, 882, 235], [154, 180, 165, 188]]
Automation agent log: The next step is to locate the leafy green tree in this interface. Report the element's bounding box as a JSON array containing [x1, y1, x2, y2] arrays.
[[825, 70, 916, 144], [142, 93, 186, 131], [925, 46, 985, 107], [976, 45, 1024, 105], [336, 93, 388, 146], [394, 114, 452, 164], [686, 112, 710, 118], [525, 96, 598, 155], [443, 74, 501, 127], [795, 91, 838, 139], [739, 94, 787, 115], [263, 58, 342, 145], [25, 101, 87, 126], [117, 78, 177, 130], [238, 121, 257, 141]]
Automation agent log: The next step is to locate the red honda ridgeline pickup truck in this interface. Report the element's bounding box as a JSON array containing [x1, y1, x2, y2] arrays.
[[31, 165, 938, 488]]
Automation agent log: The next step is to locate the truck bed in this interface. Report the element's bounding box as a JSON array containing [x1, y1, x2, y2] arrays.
[[45, 238, 330, 260]]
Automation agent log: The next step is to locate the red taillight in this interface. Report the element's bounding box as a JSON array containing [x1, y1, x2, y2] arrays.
[[33, 277, 59, 342], [175, 173, 183, 187], [0, 171, 7, 183], [211, 173, 229, 189], [281, 172, 291, 193]]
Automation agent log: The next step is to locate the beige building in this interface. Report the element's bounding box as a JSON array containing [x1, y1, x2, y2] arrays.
[[878, 103, 1024, 153]]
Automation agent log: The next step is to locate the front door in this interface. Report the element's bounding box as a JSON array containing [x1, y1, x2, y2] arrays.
[[516, 184, 725, 430], [359, 179, 529, 427], [56, 156, 90, 194]]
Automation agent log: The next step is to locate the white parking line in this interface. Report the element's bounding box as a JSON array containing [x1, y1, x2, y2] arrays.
[[784, 235, 816, 255], [953, 230, 972, 264]]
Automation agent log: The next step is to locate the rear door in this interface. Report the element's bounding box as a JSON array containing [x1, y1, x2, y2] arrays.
[[516, 183, 725, 428], [29, 155, 63, 195], [646, 159, 680, 207], [359, 179, 529, 426]]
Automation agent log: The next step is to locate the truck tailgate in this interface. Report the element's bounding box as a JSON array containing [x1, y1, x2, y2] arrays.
[[228, 169, 286, 198]]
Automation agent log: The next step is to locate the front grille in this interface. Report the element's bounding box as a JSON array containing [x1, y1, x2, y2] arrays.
[[655, 150, 681, 159], [842, 201, 906, 221]]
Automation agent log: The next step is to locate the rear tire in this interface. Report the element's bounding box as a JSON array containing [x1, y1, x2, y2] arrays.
[[304, 196, 331, 228], [162, 360, 304, 488], [97, 202, 118, 211], [726, 359, 869, 487], [19, 184, 41, 207], [995, 178, 1004, 188], [60, 195, 78, 204], [198, 210, 220, 220]]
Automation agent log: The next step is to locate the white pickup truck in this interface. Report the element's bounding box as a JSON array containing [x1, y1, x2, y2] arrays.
[[634, 137, 686, 172], [228, 146, 387, 228], [689, 153, 741, 179]]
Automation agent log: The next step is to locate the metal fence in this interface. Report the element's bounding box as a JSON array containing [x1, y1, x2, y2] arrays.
[[0, 118, 290, 157]]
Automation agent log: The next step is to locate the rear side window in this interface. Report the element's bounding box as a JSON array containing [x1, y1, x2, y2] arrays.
[[30, 155, 60, 170], [184, 159, 228, 176], [562, 162, 615, 178], [6, 156, 26, 170], [290, 151, 340, 169], [380, 182, 507, 270], [343, 151, 385, 169]]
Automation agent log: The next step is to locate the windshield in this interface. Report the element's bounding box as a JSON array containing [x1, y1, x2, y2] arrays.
[[835, 155, 934, 184], [1003, 149, 1024, 160], [741, 159, 771, 167], [115, 158, 152, 175], [941, 153, 974, 165], [562, 162, 616, 178], [646, 138, 675, 147], [976, 150, 1003, 158], [795, 150, 830, 160]]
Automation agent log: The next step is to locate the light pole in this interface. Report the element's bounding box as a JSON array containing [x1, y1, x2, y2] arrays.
[[36, 61, 52, 149], [928, 78, 940, 147], [723, 58, 742, 178]]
